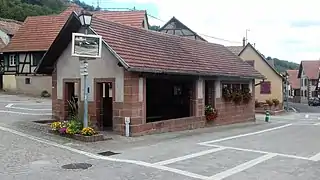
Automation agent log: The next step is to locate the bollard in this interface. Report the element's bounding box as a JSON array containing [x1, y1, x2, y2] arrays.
[[265, 110, 270, 122], [125, 117, 130, 137]]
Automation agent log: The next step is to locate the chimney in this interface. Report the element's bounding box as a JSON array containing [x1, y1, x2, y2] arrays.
[[242, 37, 246, 47]]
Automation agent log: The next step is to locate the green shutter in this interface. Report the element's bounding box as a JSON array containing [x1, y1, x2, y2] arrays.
[[15, 54, 19, 65], [3, 54, 8, 70]]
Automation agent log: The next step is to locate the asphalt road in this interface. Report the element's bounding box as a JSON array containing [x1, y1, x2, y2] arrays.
[[289, 102, 320, 113], [1, 94, 320, 180]]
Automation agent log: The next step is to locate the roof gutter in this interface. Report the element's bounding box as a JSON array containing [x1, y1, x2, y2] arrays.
[[127, 67, 264, 80]]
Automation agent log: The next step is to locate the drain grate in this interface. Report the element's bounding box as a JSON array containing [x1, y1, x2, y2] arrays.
[[98, 151, 120, 156], [61, 163, 92, 170]]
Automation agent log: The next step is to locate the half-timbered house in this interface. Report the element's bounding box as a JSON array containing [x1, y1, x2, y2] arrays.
[[1, 4, 150, 96], [159, 16, 206, 41]]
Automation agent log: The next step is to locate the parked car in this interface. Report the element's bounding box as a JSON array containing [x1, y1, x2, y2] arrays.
[[308, 98, 320, 106]]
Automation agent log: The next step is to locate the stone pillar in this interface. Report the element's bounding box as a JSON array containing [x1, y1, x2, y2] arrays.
[[122, 72, 145, 135], [195, 78, 205, 117]]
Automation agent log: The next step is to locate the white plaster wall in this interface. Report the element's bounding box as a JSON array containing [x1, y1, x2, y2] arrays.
[[16, 75, 52, 95], [56, 42, 124, 102]]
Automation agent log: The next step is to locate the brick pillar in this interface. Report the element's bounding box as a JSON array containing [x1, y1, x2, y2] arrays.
[[195, 78, 205, 117], [123, 72, 144, 134]]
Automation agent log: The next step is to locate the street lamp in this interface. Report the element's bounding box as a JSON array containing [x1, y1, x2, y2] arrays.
[[78, 10, 93, 128], [78, 10, 92, 28]]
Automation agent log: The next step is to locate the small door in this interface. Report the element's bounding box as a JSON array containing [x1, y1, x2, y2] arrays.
[[97, 82, 113, 130]]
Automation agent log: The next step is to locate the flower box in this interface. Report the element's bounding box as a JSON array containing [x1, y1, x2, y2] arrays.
[[48, 129, 108, 142], [73, 134, 105, 142]]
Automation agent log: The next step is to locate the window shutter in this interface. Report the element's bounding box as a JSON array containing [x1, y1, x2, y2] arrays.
[[15, 54, 19, 65], [260, 81, 271, 94], [3, 54, 8, 67]]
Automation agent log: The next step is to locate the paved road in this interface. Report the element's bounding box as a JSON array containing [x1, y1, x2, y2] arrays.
[[1, 94, 320, 179], [289, 102, 320, 113]]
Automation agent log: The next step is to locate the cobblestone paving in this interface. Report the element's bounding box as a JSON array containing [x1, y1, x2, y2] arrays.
[[1, 94, 320, 180]]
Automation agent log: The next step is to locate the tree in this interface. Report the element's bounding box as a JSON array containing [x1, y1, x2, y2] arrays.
[[149, 25, 160, 31]]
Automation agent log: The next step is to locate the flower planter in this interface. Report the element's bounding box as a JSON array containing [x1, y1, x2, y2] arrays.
[[73, 134, 105, 142], [48, 129, 108, 142]]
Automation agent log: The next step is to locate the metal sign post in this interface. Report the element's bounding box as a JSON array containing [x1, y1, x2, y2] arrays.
[[71, 32, 102, 129], [80, 60, 89, 127]]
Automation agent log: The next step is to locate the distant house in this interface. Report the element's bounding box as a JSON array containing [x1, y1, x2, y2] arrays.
[[0, 18, 22, 90], [0, 4, 150, 96], [159, 16, 206, 41], [297, 60, 320, 103], [227, 42, 284, 108], [286, 70, 300, 96]]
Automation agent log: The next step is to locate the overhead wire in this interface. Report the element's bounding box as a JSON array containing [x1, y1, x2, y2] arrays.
[[94, 5, 242, 44]]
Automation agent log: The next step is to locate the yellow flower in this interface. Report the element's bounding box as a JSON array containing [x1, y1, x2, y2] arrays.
[[50, 121, 62, 131], [81, 127, 96, 136]]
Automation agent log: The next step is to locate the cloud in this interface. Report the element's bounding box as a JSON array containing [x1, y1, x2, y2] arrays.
[[112, 0, 320, 63]]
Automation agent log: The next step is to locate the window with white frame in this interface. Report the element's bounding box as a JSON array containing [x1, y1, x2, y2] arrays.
[[9, 55, 16, 66]]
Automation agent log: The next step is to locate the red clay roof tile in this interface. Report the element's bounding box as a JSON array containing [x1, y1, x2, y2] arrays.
[[286, 70, 300, 89], [301, 60, 320, 79], [2, 15, 67, 52], [0, 18, 22, 35], [2, 4, 146, 53], [91, 17, 263, 78], [93, 10, 146, 29]]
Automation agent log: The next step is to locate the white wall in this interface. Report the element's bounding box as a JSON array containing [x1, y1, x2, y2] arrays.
[[56, 42, 124, 102]]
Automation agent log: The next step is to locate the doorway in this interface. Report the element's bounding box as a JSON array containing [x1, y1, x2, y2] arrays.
[[96, 82, 113, 130], [65, 82, 79, 120]]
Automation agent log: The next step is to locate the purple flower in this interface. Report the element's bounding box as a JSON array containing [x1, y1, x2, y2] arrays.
[[59, 127, 67, 134]]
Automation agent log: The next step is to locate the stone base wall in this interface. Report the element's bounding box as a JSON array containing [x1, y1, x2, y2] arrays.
[[214, 98, 255, 125], [52, 70, 255, 136]]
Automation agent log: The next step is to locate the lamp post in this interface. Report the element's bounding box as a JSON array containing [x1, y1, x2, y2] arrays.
[[78, 10, 93, 128]]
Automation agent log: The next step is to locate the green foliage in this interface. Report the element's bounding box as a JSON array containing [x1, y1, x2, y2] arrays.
[[66, 119, 82, 135], [149, 25, 160, 31], [0, 0, 95, 22], [266, 56, 299, 73]]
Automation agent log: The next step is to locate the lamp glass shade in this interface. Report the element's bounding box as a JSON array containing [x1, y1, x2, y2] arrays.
[[78, 11, 92, 26]]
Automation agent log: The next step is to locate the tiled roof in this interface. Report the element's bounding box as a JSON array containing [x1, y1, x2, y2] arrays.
[[2, 15, 67, 52], [301, 60, 320, 79], [93, 10, 146, 28], [0, 38, 6, 50], [0, 18, 22, 35], [226, 46, 243, 55], [91, 17, 263, 78], [2, 4, 147, 53], [286, 70, 300, 89]]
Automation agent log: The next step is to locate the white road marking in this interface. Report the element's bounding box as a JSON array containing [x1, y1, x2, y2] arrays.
[[305, 114, 309, 118], [154, 147, 226, 166], [208, 153, 277, 180], [202, 144, 313, 161], [198, 124, 292, 145], [0, 110, 52, 116], [290, 107, 297, 113], [313, 122, 320, 125], [0, 125, 208, 180], [5, 103, 51, 111], [309, 152, 320, 161]]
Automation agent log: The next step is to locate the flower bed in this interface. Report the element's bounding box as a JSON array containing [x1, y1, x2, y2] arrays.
[[255, 99, 284, 115], [49, 120, 106, 142]]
